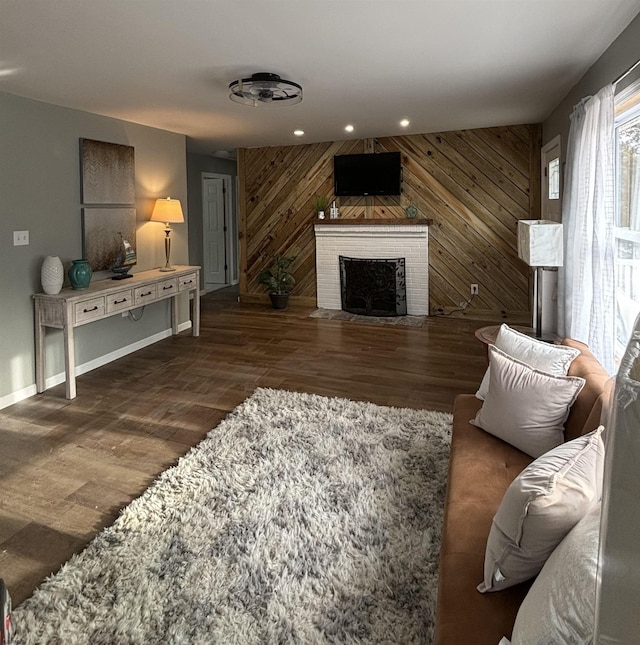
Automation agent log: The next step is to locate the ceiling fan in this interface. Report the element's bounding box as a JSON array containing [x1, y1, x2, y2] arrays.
[[228, 72, 303, 107]]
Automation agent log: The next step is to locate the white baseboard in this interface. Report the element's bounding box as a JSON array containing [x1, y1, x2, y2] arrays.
[[0, 321, 193, 411], [0, 383, 39, 410]]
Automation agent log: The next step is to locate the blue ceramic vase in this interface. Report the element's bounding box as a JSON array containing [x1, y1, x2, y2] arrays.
[[68, 259, 92, 290]]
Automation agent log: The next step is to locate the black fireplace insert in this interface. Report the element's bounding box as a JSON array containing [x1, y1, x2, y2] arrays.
[[339, 256, 407, 316]]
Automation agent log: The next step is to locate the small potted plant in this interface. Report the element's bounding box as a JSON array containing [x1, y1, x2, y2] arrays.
[[258, 254, 296, 309], [314, 195, 330, 219]]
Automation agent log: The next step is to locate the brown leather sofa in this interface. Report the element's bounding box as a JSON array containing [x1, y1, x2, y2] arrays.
[[434, 339, 612, 645]]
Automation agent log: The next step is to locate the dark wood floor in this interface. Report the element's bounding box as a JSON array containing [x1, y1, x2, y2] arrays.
[[0, 288, 489, 606]]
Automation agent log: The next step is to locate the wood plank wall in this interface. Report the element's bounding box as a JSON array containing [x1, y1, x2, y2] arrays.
[[238, 124, 541, 321]]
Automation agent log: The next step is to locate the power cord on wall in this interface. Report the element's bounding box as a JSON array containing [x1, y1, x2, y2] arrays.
[[433, 292, 477, 317]]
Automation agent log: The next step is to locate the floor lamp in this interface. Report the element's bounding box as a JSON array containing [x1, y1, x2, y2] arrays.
[[151, 197, 184, 272], [517, 220, 563, 339]]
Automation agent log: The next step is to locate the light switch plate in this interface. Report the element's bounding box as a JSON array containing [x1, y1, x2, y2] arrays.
[[13, 230, 29, 246]]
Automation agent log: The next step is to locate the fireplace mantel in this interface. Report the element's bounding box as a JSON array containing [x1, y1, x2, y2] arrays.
[[314, 221, 429, 316], [313, 218, 432, 227]]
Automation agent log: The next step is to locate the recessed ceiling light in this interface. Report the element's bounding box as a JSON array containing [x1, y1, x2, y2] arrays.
[[294, 129, 305, 136], [345, 124, 355, 133], [400, 119, 410, 128]]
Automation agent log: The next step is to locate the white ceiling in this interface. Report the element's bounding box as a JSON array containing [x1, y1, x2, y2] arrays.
[[1, 1, 639, 154]]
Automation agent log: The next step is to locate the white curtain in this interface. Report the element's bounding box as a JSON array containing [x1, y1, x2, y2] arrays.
[[558, 84, 616, 374], [630, 149, 640, 230]]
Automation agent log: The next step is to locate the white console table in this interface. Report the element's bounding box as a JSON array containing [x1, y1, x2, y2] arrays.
[[34, 265, 200, 400]]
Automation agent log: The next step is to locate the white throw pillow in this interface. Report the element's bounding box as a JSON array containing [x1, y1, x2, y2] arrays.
[[476, 324, 580, 400], [510, 504, 601, 645], [471, 345, 585, 458], [478, 426, 604, 593]]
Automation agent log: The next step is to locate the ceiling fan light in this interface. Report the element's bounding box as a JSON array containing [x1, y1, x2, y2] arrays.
[[229, 72, 303, 107]]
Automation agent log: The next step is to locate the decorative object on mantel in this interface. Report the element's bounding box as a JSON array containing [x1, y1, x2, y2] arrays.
[[258, 253, 296, 309], [150, 197, 185, 272], [405, 202, 418, 219], [67, 259, 92, 290], [517, 220, 563, 338], [40, 256, 64, 294], [11, 388, 451, 645], [313, 195, 330, 220], [329, 200, 339, 219], [229, 72, 303, 107]]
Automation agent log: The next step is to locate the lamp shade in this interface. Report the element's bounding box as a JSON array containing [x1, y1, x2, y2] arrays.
[[150, 197, 184, 224], [517, 220, 563, 267]]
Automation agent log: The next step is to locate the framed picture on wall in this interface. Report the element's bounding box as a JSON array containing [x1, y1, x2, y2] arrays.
[[80, 138, 135, 205], [82, 207, 137, 273]]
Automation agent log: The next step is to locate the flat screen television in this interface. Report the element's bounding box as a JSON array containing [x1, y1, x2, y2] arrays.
[[334, 152, 402, 196]]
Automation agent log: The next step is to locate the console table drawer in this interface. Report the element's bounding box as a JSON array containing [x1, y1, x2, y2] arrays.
[[157, 277, 178, 298], [106, 289, 133, 314], [179, 273, 197, 291], [134, 284, 157, 305], [74, 297, 106, 324]]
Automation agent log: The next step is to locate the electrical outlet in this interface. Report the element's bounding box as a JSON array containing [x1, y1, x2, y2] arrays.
[[13, 230, 29, 246], [471, 284, 479, 296]]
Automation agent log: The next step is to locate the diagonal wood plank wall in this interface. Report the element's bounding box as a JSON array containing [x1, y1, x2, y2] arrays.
[[238, 124, 541, 321]]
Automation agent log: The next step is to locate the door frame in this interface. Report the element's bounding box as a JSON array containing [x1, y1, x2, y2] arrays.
[[541, 135, 562, 221], [201, 172, 237, 290], [538, 136, 562, 334]]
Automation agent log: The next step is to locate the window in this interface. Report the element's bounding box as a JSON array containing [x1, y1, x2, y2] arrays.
[[614, 84, 640, 359]]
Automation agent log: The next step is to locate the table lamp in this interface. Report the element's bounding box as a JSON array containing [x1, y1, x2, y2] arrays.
[[517, 220, 563, 338], [150, 197, 184, 272]]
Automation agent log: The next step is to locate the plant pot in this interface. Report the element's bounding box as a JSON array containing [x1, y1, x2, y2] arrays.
[[269, 293, 290, 310]]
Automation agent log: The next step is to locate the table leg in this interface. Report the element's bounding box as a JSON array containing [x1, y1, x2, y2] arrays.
[[192, 288, 200, 337], [35, 303, 46, 393], [64, 324, 76, 400], [171, 294, 179, 335]]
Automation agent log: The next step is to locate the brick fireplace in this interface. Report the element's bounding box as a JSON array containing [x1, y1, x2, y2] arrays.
[[314, 220, 430, 316]]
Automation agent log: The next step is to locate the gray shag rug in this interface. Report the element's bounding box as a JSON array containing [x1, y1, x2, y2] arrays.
[[13, 389, 452, 645]]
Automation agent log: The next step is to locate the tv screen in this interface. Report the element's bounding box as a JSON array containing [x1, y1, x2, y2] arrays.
[[334, 152, 402, 196]]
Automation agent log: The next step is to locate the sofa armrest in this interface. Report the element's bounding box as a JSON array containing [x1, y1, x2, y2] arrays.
[[563, 339, 613, 441]]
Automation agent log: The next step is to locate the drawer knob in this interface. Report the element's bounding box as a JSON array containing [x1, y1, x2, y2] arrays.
[[163, 285, 174, 290], [83, 306, 98, 312], [141, 291, 152, 297], [114, 298, 127, 304]]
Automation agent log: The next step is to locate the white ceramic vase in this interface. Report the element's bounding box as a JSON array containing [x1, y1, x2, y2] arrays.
[[41, 255, 64, 294]]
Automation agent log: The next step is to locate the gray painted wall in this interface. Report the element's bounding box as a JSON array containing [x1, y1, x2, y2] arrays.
[[186, 153, 237, 289], [543, 12, 640, 148], [0, 91, 188, 404]]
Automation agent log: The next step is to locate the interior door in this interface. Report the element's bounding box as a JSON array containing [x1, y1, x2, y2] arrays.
[[203, 176, 226, 286]]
